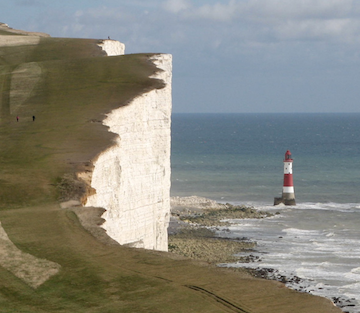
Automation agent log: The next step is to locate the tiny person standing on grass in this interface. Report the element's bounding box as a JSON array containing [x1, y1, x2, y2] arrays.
[[16, 116, 19, 122]]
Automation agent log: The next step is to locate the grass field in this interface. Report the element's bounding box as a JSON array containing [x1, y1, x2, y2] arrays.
[[0, 28, 341, 312]]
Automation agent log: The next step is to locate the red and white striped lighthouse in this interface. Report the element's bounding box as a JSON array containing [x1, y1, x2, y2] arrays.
[[274, 150, 296, 205]]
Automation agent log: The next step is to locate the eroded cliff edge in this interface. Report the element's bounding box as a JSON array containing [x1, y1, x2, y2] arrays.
[[85, 54, 172, 252], [0, 22, 172, 289], [0, 24, 342, 313]]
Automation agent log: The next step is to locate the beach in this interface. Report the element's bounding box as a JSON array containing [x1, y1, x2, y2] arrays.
[[169, 196, 263, 264], [169, 196, 358, 312], [169, 196, 291, 268]]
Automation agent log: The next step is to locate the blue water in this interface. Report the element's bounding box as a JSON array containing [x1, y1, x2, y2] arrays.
[[171, 113, 360, 203], [171, 113, 360, 312]]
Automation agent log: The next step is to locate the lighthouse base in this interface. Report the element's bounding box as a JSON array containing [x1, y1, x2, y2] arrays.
[[274, 197, 296, 206]]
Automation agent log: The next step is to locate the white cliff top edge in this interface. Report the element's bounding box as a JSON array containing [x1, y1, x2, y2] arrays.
[[97, 39, 125, 56], [0, 22, 50, 37], [0, 23, 50, 47]]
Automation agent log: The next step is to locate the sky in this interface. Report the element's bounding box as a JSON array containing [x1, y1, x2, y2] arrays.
[[2, 0, 360, 113]]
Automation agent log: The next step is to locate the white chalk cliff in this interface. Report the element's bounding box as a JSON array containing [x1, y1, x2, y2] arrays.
[[97, 39, 125, 56], [86, 42, 172, 251]]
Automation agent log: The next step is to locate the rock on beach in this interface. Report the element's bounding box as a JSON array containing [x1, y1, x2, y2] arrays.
[[168, 196, 271, 264]]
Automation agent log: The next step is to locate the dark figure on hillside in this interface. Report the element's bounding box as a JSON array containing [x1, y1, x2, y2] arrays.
[[33, 115, 35, 121], [108, 36, 110, 39], [16, 116, 19, 122]]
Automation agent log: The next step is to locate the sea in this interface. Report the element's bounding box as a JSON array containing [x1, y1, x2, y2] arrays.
[[171, 113, 360, 313]]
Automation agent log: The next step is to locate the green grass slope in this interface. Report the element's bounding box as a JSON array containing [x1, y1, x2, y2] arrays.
[[0, 36, 161, 207], [0, 32, 341, 312]]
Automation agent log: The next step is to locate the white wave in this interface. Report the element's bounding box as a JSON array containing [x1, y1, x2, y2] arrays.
[[340, 285, 360, 307], [344, 268, 360, 281], [334, 252, 360, 259], [248, 201, 360, 212], [293, 202, 360, 212], [220, 198, 360, 312], [263, 252, 294, 260], [227, 223, 262, 230], [340, 282, 360, 291], [282, 228, 320, 237], [318, 261, 332, 268], [296, 267, 346, 281], [351, 267, 360, 274]]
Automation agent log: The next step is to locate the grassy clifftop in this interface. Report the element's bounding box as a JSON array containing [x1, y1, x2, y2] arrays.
[[0, 32, 161, 207], [0, 26, 341, 312]]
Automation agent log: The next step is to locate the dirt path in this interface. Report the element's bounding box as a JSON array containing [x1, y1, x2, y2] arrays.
[[0, 221, 60, 288]]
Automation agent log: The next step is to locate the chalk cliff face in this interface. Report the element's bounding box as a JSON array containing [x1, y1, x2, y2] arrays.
[[86, 53, 172, 252], [97, 39, 125, 56]]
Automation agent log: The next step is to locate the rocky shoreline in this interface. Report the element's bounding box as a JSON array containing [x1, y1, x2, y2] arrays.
[[243, 266, 358, 312], [169, 196, 355, 313], [168, 196, 272, 264]]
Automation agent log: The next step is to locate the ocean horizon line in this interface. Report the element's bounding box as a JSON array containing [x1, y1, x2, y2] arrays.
[[172, 112, 360, 115]]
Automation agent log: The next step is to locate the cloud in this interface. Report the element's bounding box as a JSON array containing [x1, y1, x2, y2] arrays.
[[162, 0, 190, 13], [252, 1, 360, 44], [186, 1, 239, 21], [27, 0, 360, 61], [274, 18, 360, 43], [159, 0, 360, 44], [243, 0, 354, 20], [54, 6, 137, 38], [15, 0, 44, 6], [175, 0, 354, 21]]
